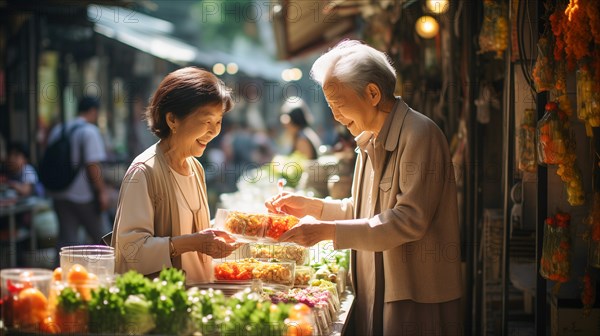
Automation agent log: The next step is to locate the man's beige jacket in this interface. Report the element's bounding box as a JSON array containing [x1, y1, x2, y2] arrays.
[[321, 98, 463, 303]]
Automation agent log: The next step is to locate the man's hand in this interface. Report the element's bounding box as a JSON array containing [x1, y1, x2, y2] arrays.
[[264, 192, 324, 219], [277, 217, 335, 247]]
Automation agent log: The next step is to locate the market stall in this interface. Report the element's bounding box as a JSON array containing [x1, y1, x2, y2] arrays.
[[0, 211, 354, 335]]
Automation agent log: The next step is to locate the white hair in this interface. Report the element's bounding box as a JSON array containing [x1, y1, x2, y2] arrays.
[[310, 40, 397, 98]]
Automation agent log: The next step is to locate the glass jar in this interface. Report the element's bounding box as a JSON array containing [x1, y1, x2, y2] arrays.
[[518, 109, 537, 173], [478, 0, 508, 58], [532, 37, 554, 93], [577, 67, 600, 128], [536, 102, 567, 165], [581, 271, 596, 317], [540, 214, 571, 283]]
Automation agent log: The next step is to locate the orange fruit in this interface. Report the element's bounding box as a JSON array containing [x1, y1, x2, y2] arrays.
[[286, 318, 314, 336], [52, 267, 62, 281], [66, 264, 89, 284], [75, 271, 99, 301], [13, 287, 49, 328], [288, 303, 311, 319]]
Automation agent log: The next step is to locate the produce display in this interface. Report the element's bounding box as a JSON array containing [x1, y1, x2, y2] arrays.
[[2, 267, 319, 335], [219, 210, 299, 242], [1, 228, 351, 335]]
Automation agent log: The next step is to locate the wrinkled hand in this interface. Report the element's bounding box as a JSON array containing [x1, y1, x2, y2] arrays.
[[196, 229, 241, 258], [277, 217, 335, 247], [264, 192, 323, 218], [173, 229, 241, 259]]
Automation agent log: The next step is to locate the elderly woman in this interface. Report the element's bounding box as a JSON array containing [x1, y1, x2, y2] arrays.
[[112, 67, 238, 284], [265, 41, 463, 335]]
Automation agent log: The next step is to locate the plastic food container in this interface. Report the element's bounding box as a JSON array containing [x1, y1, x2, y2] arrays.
[[213, 258, 296, 288], [213, 258, 258, 281], [59, 245, 115, 284], [294, 266, 314, 287], [0, 268, 53, 332], [250, 243, 309, 266], [214, 209, 299, 243], [252, 259, 296, 287]]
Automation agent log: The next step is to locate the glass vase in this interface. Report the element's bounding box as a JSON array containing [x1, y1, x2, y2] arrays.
[[540, 214, 571, 283], [518, 108, 537, 173], [577, 67, 600, 128], [536, 103, 567, 165]]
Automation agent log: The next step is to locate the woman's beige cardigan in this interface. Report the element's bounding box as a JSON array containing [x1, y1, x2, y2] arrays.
[[111, 143, 209, 276]]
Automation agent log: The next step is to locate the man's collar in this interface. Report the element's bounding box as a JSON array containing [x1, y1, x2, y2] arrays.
[[373, 97, 410, 152]]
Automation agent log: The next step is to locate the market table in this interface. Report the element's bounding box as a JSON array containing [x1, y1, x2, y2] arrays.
[[191, 282, 355, 335], [330, 290, 354, 335], [0, 197, 51, 267]]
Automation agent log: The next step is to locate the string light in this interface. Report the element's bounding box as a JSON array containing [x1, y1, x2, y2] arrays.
[[415, 15, 439, 39], [213, 63, 225, 75], [425, 0, 450, 15]]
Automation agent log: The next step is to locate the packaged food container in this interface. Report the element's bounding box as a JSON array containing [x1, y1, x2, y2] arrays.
[[214, 209, 299, 243], [0, 268, 53, 332], [213, 258, 259, 281], [252, 259, 296, 288], [213, 258, 296, 288], [250, 243, 309, 266], [294, 266, 314, 287]]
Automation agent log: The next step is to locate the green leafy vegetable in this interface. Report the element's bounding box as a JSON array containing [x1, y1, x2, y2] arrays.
[[57, 286, 84, 313], [116, 270, 153, 298], [123, 294, 155, 335], [88, 286, 125, 334], [146, 268, 191, 335]]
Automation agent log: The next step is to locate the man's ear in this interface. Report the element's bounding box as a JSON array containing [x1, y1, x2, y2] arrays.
[[365, 83, 381, 107]]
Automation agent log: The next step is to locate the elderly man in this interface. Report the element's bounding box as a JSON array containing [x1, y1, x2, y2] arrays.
[[266, 40, 462, 335]]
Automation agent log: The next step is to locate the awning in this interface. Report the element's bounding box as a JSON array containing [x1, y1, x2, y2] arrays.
[[272, 0, 360, 59], [89, 5, 292, 81]]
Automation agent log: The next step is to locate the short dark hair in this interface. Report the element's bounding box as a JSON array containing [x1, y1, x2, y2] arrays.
[[8, 142, 29, 160], [286, 107, 311, 128], [146, 67, 234, 139], [78, 96, 100, 113]]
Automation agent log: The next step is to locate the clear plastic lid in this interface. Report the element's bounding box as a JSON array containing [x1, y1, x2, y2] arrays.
[[213, 209, 299, 243]]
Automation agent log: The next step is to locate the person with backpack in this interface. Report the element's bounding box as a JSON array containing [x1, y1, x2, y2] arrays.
[[44, 96, 110, 253]]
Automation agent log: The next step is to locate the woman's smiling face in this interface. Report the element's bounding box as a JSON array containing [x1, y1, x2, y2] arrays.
[[169, 102, 224, 158]]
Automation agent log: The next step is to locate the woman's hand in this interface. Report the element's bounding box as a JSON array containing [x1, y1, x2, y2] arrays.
[[264, 192, 324, 218], [277, 217, 335, 247], [171, 229, 241, 259]]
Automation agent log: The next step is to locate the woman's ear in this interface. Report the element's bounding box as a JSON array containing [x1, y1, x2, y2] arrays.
[[365, 83, 381, 107], [166, 112, 177, 129]]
